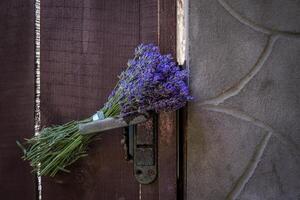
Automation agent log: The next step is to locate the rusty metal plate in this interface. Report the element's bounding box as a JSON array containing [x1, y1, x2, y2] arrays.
[[126, 114, 158, 184]]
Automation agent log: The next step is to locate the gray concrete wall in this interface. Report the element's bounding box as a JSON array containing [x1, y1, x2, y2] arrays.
[[186, 0, 300, 199]]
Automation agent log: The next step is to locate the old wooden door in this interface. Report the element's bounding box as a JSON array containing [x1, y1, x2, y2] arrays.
[[0, 0, 36, 200], [40, 0, 177, 199]]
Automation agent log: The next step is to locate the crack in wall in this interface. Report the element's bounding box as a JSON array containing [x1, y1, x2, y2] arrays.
[[201, 106, 274, 133], [192, 1, 300, 199], [201, 105, 300, 200], [200, 35, 279, 106], [199, 106, 274, 200], [226, 132, 272, 200], [202, 106, 300, 157], [217, 0, 300, 38]]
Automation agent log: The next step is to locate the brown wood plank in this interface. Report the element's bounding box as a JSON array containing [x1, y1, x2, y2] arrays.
[[0, 1, 36, 199], [140, 0, 178, 199], [138, 0, 160, 199], [40, 0, 141, 199], [157, 0, 178, 199], [41, 0, 177, 199]]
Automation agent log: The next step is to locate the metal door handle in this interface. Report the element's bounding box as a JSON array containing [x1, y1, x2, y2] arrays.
[[79, 114, 158, 184], [79, 115, 147, 135]]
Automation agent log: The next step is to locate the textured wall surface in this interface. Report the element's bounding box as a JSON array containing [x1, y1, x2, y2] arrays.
[[187, 0, 300, 199]]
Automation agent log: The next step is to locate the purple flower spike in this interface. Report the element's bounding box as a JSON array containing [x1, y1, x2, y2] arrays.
[[104, 43, 192, 118]]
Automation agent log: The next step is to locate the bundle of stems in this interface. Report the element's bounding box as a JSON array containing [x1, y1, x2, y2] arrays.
[[18, 106, 119, 177], [18, 44, 191, 177]]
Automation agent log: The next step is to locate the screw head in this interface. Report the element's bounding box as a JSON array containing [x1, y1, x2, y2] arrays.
[[147, 169, 155, 176]]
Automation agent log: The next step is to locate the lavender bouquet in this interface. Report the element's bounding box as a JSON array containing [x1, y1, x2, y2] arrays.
[[18, 44, 191, 177]]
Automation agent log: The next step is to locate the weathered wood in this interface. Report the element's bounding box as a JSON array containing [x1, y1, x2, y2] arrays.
[[158, 0, 178, 199], [41, 0, 140, 199], [139, 0, 178, 200], [138, 1, 160, 199], [0, 1, 36, 199], [40, 0, 177, 199]]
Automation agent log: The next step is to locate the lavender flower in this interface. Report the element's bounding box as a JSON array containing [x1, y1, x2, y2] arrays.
[[103, 43, 192, 118], [19, 43, 192, 177]]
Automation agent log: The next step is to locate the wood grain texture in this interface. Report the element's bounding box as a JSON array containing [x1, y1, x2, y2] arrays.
[[139, 0, 160, 199], [41, 0, 140, 199], [0, 1, 36, 199], [140, 1, 178, 200], [158, 1, 177, 200], [40, 0, 177, 199]]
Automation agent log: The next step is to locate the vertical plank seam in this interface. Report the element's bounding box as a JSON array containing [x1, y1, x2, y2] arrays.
[[34, 0, 42, 199], [157, 0, 160, 45], [139, 184, 142, 200], [139, 2, 143, 196], [138, 0, 141, 43]]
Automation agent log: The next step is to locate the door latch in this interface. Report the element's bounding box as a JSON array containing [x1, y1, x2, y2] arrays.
[[79, 114, 158, 184], [124, 115, 158, 184]]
